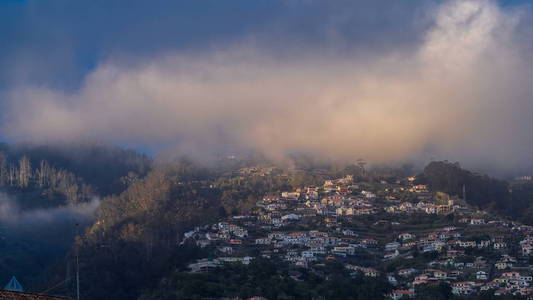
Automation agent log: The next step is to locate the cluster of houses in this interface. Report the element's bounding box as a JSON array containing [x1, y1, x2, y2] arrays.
[[385, 200, 456, 215], [181, 173, 533, 299], [382, 219, 533, 298], [390, 269, 533, 298]]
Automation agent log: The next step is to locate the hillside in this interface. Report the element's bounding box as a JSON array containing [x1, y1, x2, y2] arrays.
[[0, 143, 150, 292], [418, 161, 533, 225], [2, 152, 533, 299]]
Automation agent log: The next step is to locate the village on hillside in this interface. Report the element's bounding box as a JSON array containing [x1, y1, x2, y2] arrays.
[[181, 171, 533, 299]]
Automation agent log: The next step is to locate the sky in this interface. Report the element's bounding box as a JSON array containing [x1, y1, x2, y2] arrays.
[[1, 0, 533, 174]]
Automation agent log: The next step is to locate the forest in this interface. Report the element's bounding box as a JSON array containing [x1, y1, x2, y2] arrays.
[[418, 161, 533, 225], [0, 142, 150, 292]]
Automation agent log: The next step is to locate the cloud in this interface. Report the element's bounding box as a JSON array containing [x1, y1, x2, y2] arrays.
[[0, 194, 100, 225], [2, 0, 533, 172]]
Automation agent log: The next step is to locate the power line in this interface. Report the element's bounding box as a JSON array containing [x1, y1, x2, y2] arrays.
[[39, 277, 71, 295]]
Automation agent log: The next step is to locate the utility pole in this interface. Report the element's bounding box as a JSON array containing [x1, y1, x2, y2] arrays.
[[356, 158, 367, 176], [76, 223, 80, 300]]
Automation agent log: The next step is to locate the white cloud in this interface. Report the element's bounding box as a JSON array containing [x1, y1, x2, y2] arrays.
[[3, 0, 533, 171]]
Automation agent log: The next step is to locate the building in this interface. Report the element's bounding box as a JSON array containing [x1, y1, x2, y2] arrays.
[[451, 282, 476, 295], [398, 268, 417, 277], [399, 233, 415, 241], [188, 259, 220, 273], [390, 290, 414, 299], [385, 242, 401, 252], [476, 271, 488, 280]]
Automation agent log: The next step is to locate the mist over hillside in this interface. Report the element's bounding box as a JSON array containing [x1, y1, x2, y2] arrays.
[[0, 142, 149, 292], [1, 0, 533, 299]]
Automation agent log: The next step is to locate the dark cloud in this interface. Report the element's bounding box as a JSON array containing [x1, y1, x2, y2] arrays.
[[0, 0, 434, 89]]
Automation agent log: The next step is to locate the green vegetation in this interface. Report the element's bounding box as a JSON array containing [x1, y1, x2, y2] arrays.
[[0, 143, 149, 292], [418, 161, 533, 225], [414, 282, 453, 300], [141, 258, 392, 300]]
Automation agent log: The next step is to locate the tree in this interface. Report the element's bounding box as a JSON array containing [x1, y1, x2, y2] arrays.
[[18, 156, 31, 188], [414, 282, 452, 300], [0, 152, 7, 185]]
